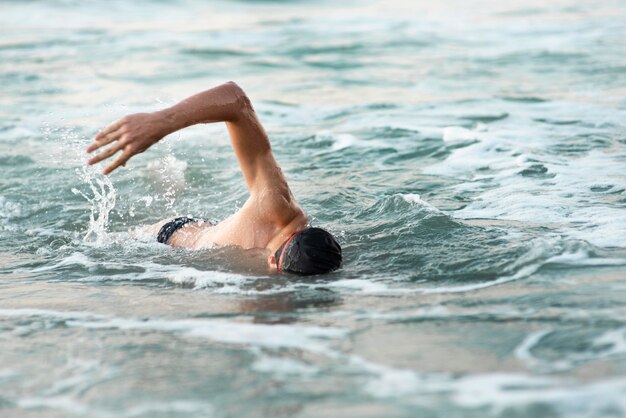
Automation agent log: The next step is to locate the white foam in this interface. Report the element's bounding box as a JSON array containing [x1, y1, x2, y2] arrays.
[[318, 257, 540, 295], [17, 395, 88, 415], [0, 308, 106, 321], [350, 354, 424, 398], [451, 373, 556, 408], [513, 326, 626, 373], [592, 328, 626, 358], [0, 195, 22, 220], [123, 400, 215, 417], [398, 239, 626, 298], [5, 309, 626, 415], [166, 267, 255, 291], [418, 103, 626, 250], [29, 252, 289, 293], [322, 279, 398, 293], [31, 251, 168, 277], [44, 358, 115, 399], [65, 316, 348, 354], [330, 133, 360, 150], [451, 374, 626, 417], [418, 259, 542, 294], [0, 368, 19, 380], [546, 249, 626, 266], [444, 137, 626, 248], [314, 130, 392, 151], [514, 329, 553, 369], [0, 307, 348, 359], [349, 350, 626, 416], [442, 125, 483, 142], [252, 356, 319, 377], [32, 252, 95, 272], [401, 193, 442, 213]]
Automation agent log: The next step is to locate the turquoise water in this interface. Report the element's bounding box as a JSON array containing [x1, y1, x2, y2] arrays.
[[2, 0, 626, 416]]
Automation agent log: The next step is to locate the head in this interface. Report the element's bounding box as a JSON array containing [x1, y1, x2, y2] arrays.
[[269, 227, 342, 275]]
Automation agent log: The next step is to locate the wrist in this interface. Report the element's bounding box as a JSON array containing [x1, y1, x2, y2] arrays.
[[154, 108, 185, 137]]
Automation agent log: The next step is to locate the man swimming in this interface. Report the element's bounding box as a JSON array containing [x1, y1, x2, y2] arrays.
[[86, 81, 341, 275]]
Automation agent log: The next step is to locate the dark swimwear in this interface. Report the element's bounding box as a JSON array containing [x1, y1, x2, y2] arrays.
[[157, 217, 216, 245]]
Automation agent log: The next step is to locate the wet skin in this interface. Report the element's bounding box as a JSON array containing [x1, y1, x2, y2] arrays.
[[86, 82, 308, 270]]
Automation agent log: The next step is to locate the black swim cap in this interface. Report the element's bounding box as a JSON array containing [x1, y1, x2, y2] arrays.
[[275, 227, 342, 275]]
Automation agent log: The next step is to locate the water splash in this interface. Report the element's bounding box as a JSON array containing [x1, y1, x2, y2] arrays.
[[71, 166, 116, 244], [146, 154, 188, 210], [0, 196, 22, 222]]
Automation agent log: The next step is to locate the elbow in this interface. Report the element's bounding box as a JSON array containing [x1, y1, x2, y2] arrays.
[[225, 80, 242, 90], [225, 81, 253, 112]]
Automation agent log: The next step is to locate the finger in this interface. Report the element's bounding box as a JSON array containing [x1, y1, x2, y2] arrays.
[[94, 118, 126, 142], [87, 128, 123, 153], [88, 142, 125, 165], [103, 149, 132, 175]]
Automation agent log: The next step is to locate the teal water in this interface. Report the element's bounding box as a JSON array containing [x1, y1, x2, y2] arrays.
[[1, 0, 626, 417]]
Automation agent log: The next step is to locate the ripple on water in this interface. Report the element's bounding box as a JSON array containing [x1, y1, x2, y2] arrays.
[[2, 0, 626, 416]]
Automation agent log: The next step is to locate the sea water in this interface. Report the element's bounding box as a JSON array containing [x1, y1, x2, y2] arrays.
[[1, 0, 626, 417]]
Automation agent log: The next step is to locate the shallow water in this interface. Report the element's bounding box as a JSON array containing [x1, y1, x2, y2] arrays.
[[1, 0, 626, 417]]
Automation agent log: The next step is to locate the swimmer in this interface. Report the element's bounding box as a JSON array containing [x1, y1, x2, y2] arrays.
[[86, 81, 341, 275]]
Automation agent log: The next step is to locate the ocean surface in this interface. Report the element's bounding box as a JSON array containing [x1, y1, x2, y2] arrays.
[[1, 0, 626, 417]]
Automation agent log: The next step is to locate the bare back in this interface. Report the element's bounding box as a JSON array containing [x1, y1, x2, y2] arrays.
[[92, 82, 308, 254]]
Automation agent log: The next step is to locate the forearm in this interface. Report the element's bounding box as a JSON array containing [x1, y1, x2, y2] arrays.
[[87, 81, 269, 176], [157, 81, 247, 135]]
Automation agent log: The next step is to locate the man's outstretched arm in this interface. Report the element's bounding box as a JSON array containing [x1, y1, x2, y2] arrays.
[[86, 82, 279, 194]]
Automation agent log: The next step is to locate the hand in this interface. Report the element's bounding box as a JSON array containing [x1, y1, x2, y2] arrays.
[[86, 112, 169, 175]]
